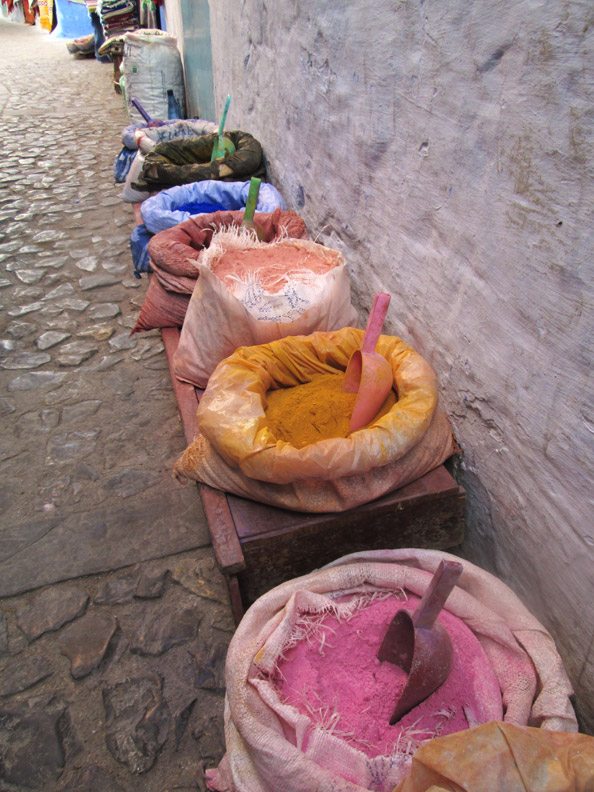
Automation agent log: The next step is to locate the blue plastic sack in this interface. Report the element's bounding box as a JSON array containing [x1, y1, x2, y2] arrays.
[[114, 147, 138, 183], [130, 224, 153, 279], [140, 180, 287, 235]]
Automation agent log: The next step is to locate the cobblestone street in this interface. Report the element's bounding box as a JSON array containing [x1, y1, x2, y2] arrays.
[[0, 20, 231, 791]]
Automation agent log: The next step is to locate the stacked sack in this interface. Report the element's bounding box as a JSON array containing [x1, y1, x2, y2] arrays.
[[99, 0, 138, 37]]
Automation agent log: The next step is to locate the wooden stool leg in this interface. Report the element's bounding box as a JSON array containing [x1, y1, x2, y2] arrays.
[[227, 576, 244, 626]]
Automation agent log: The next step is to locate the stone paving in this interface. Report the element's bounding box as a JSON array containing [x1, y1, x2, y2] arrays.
[[0, 21, 231, 791]]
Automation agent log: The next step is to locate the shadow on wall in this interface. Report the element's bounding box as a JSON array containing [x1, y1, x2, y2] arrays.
[[449, 468, 501, 578]]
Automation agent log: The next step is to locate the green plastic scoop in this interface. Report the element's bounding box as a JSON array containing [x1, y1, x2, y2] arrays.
[[211, 94, 236, 161], [241, 177, 267, 241]]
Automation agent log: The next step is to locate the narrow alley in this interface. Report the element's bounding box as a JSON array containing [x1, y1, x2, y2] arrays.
[[0, 20, 230, 792], [1, 3, 593, 791]]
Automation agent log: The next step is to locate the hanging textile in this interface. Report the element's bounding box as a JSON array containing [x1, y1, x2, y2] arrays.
[[23, 0, 37, 23], [139, 0, 158, 29], [37, 0, 54, 30]]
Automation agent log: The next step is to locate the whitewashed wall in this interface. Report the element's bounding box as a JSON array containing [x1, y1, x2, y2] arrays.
[[161, 0, 184, 55], [208, 1, 594, 729]]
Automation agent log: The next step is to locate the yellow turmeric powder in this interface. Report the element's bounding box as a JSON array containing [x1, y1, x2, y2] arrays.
[[265, 372, 397, 449]]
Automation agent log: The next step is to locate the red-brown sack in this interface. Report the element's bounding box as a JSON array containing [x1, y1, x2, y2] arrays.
[[149, 258, 195, 295], [147, 207, 309, 279], [131, 275, 190, 333]]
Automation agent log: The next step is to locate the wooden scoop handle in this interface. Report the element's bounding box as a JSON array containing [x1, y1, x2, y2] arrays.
[[412, 560, 463, 629], [361, 292, 391, 354]]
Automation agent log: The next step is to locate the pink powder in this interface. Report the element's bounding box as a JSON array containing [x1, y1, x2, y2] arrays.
[[275, 594, 503, 758]]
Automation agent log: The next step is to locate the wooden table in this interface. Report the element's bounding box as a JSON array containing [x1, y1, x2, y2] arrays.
[[162, 327, 466, 623]]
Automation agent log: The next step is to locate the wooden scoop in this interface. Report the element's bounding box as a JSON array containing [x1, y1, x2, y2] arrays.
[[377, 559, 464, 724], [211, 94, 236, 161], [343, 292, 393, 432]]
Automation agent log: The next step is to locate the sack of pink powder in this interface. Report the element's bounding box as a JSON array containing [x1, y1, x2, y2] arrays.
[[205, 549, 577, 792]]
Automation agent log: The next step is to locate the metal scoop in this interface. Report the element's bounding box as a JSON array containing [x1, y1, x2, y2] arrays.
[[343, 292, 393, 432], [377, 559, 463, 724]]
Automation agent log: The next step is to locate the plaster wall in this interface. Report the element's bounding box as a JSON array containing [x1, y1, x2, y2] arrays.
[[161, 0, 184, 50], [162, 0, 215, 120], [207, 0, 594, 729]]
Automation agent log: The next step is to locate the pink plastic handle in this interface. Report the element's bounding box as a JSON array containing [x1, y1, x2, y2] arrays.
[[361, 292, 391, 355]]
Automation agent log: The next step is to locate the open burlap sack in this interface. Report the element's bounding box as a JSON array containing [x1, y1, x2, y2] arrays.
[[132, 209, 308, 333], [393, 721, 594, 792], [174, 328, 456, 510], [175, 407, 454, 512], [148, 208, 308, 282], [173, 236, 359, 389], [205, 549, 578, 792]]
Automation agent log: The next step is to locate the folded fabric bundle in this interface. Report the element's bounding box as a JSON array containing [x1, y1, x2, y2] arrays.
[[97, 33, 125, 57], [99, 0, 134, 13], [99, 0, 137, 35], [102, 5, 135, 18], [103, 15, 137, 32]]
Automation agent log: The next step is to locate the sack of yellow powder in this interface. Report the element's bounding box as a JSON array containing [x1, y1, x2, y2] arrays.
[[172, 229, 358, 388], [174, 327, 457, 511]]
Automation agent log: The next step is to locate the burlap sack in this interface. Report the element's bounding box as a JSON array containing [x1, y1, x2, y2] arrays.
[[206, 549, 577, 792], [173, 239, 359, 389], [148, 207, 309, 292], [175, 407, 454, 512], [131, 275, 190, 333], [174, 328, 456, 510], [393, 721, 594, 792]]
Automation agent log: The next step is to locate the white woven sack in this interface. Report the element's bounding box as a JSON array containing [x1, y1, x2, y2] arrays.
[[135, 118, 218, 154], [121, 151, 149, 203], [123, 29, 185, 124], [206, 549, 577, 792], [173, 232, 359, 388]]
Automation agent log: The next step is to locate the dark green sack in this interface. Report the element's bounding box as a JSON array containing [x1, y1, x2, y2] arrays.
[[132, 130, 266, 192]]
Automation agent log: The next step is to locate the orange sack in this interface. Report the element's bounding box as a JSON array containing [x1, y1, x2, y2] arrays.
[[174, 328, 457, 511], [393, 721, 594, 792]]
